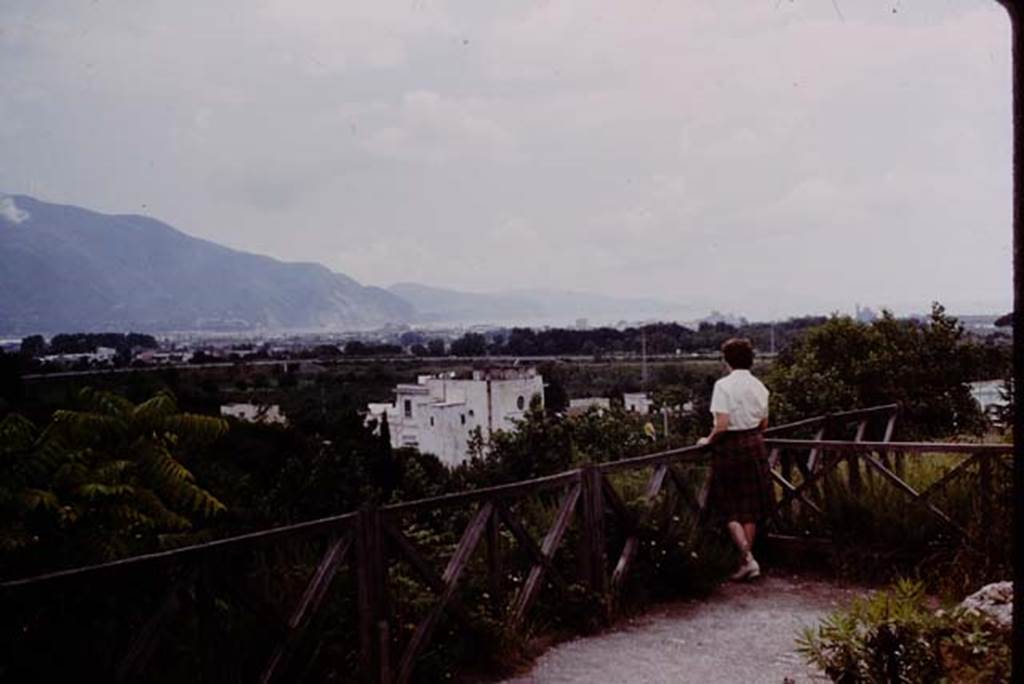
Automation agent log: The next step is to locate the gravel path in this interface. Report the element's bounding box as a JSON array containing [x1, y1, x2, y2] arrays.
[[504, 574, 866, 684]]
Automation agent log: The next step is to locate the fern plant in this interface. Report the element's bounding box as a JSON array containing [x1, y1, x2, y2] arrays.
[[1, 387, 228, 575]]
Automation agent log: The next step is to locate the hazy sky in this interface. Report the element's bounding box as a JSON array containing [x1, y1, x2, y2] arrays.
[[0, 1, 1013, 319]]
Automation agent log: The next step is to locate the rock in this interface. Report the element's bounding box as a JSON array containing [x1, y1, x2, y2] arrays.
[[958, 581, 1013, 631]]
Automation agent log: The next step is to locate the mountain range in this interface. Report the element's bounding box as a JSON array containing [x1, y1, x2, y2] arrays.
[[0, 194, 679, 335]]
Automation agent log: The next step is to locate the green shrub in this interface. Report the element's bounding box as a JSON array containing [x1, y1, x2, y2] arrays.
[[771, 452, 1013, 598], [796, 579, 1011, 683]]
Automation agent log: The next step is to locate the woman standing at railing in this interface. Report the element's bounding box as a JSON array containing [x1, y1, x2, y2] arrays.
[[697, 337, 773, 581]]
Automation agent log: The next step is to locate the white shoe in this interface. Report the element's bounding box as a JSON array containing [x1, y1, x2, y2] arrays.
[[729, 556, 761, 581]]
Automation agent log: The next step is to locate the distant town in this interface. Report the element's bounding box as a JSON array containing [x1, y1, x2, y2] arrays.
[[3, 308, 1010, 377]]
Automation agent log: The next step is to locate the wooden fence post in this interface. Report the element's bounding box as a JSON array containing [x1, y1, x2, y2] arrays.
[[486, 512, 502, 610], [579, 465, 607, 603], [978, 453, 994, 540], [195, 562, 223, 684], [847, 420, 866, 495], [356, 506, 389, 683], [377, 620, 392, 684]]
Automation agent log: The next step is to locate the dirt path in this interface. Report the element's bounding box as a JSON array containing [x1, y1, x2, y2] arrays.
[[503, 574, 866, 684]]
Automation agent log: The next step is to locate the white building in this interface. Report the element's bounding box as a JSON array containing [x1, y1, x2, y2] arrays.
[[135, 350, 194, 365], [40, 346, 118, 367], [220, 403, 288, 426], [366, 368, 545, 467], [568, 397, 610, 416], [624, 392, 653, 415]]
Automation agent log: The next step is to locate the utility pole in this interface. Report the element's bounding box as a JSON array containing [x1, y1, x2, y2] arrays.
[[641, 328, 648, 390]]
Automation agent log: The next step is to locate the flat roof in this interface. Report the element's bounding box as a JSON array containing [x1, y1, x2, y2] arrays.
[[395, 384, 431, 394]]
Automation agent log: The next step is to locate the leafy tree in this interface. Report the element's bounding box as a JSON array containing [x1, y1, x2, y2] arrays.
[[344, 340, 369, 356], [570, 405, 652, 462], [0, 387, 228, 575], [450, 332, 487, 357], [310, 343, 343, 357], [125, 332, 159, 349], [505, 328, 539, 356], [768, 304, 986, 439], [426, 338, 446, 356], [190, 350, 216, 364], [454, 401, 656, 487], [19, 335, 46, 357], [454, 402, 575, 484], [543, 376, 570, 415], [400, 331, 425, 347]]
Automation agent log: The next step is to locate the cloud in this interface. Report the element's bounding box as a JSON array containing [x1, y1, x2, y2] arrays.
[[0, 0, 1012, 318], [0, 196, 29, 224], [362, 90, 520, 163]]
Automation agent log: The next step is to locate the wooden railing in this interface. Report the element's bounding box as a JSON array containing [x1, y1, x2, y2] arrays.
[[0, 404, 1012, 683]]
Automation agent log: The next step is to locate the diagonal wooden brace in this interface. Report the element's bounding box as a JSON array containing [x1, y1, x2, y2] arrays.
[[380, 518, 477, 631], [396, 502, 493, 684], [507, 483, 581, 628], [769, 470, 826, 520], [917, 452, 984, 502], [610, 465, 667, 593], [495, 501, 569, 593], [862, 453, 967, 538], [260, 534, 353, 684]]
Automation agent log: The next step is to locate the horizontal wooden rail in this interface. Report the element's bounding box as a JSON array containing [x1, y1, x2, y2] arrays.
[[2, 400, 1015, 684], [597, 444, 708, 474], [0, 511, 358, 592], [383, 469, 582, 514], [764, 439, 1013, 455], [763, 404, 899, 436], [0, 472, 585, 591], [0, 405, 907, 592]]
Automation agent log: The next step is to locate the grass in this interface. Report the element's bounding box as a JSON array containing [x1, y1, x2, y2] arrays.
[[769, 448, 1013, 598]]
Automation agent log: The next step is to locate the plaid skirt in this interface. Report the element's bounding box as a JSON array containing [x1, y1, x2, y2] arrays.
[[706, 428, 774, 524]]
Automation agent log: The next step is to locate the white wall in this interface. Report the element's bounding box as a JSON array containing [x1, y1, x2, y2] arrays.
[[391, 387, 434, 449], [369, 370, 545, 465], [490, 375, 545, 431], [624, 392, 652, 415], [418, 403, 483, 467]]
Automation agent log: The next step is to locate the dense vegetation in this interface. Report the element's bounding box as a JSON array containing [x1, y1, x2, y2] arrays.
[[0, 389, 227, 577], [20, 332, 158, 356], [768, 304, 1003, 439], [798, 580, 1010, 682], [450, 316, 831, 357], [0, 305, 1012, 681]]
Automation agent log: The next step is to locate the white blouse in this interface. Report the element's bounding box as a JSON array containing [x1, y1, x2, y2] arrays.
[[709, 369, 769, 430]]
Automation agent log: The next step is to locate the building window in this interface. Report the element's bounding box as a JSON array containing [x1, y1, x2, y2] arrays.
[[468, 409, 475, 417], [404, 399, 412, 418], [429, 417, 434, 426], [460, 413, 466, 425], [517, 395, 525, 410]]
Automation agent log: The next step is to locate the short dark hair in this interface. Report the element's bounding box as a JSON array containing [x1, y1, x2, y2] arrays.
[[721, 337, 754, 369]]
